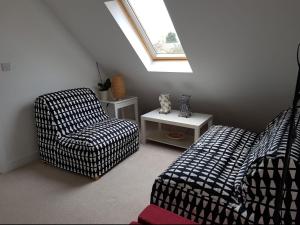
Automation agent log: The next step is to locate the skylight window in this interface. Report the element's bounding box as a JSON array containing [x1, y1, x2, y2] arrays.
[[120, 0, 186, 60]]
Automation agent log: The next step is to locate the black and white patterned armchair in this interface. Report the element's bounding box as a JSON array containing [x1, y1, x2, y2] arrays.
[[151, 109, 300, 224], [34, 88, 139, 179]]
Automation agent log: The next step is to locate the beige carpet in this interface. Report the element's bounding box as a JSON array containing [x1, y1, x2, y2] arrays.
[[0, 143, 182, 224]]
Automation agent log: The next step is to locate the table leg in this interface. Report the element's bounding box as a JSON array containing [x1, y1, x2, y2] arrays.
[[208, 119, 213, 128], [141, 119, 146, 144], [114, 106, 119, 119], [194, 127, 200, 142], [134, 102, 139, 124]]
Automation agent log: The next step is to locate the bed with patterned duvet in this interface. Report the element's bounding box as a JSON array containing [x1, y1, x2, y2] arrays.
[[151, 109, 300, 224]]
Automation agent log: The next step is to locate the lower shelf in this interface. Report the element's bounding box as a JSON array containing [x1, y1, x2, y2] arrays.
[[146, 130, 194, 149]]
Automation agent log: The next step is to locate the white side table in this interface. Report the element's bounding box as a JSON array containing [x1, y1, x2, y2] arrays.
[[99, 96, 139, 124], [141, 109, 213, 148]]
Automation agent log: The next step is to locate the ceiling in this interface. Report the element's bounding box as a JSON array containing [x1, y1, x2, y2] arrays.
[[44, 0, 300, 132]]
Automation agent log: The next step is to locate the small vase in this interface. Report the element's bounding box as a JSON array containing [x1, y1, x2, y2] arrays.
[[179, 95, 192, 118], [99, 90, 108, 100], [159, 93, 171, 114], [112, 74, 126, 100]]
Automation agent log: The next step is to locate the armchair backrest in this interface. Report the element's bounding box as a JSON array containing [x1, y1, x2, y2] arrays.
[[36, 88, 108, 136]]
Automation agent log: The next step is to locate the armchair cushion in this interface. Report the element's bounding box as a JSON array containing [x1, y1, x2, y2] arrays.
[[59, 118, 139, 153]]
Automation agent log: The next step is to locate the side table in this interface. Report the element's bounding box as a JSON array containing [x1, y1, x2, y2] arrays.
[[99, 96, 139, 124]]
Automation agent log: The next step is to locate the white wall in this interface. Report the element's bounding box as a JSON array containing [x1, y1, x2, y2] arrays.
[[0, 0, 99, 173], [45, 0, 300, 133], [1, 0, 299, 172]]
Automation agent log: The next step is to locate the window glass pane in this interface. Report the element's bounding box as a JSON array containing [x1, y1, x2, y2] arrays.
[[127, 0, 185, 55]]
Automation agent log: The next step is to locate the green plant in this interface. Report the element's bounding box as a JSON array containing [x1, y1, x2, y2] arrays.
[[166, 32, 177, 43], [96, 62, 111, 91], [98, 78, 111, 91]]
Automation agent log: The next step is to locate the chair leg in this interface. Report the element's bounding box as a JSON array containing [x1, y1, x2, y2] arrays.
[[93, 175, 100, 181]]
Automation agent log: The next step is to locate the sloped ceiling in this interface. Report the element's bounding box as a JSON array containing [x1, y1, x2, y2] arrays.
[[44, 0, 300, 132]]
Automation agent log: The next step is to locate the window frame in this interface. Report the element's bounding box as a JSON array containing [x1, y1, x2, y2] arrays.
[[117, 0, 187, 61]]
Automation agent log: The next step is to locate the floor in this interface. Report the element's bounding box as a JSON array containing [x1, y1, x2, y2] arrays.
[[0, 143, 182, 224]]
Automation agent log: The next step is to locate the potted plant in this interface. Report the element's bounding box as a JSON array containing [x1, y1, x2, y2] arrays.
[[98, 78, 111, 100], [97, 62, 111, 100]]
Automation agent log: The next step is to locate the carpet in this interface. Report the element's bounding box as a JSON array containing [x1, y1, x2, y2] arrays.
[[0, 143, 182, 224]]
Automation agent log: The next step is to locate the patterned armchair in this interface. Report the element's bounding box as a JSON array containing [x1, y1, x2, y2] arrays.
[[151, 109, 300, 224], [34, 88, 139, 179]]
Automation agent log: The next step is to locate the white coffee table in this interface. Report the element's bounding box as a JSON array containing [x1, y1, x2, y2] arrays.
[[141, 109, 213, 148]]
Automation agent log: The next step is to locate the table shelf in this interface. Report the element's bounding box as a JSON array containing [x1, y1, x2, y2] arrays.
[[146, 129, 194, 149]]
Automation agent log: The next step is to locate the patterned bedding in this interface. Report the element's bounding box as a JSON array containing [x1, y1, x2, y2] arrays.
[[151, 109, 300, 224]]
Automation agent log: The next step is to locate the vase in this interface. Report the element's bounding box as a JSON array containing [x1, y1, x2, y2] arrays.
[[159, 94, 171, 114], [99, 90, 108, 100], [112, 74, 126, 100], [178, 95, 191, 118]]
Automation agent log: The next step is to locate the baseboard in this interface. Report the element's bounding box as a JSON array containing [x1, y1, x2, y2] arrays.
[[0, 152, 39, 173]]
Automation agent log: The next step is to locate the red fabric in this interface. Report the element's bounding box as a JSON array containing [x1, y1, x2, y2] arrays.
[[138, 204, 198, 225], [130, 221, 141, 225]]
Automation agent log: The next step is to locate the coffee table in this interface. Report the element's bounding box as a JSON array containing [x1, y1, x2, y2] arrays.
[[141, 109, 213, 148]]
